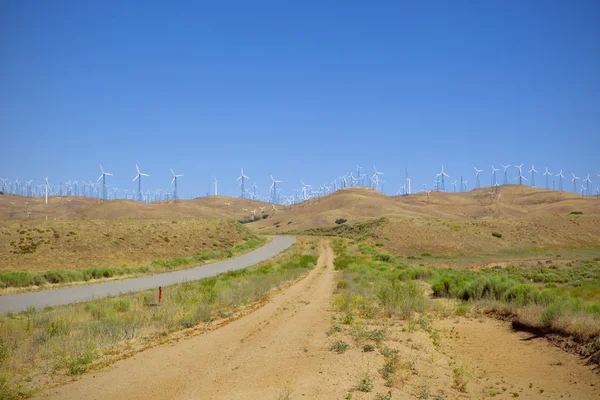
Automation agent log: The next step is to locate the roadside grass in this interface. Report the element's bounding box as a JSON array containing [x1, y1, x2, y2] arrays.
[[0, 242, 318, 397], [0, 238, 265, 291], [333, 238, 600, 363]]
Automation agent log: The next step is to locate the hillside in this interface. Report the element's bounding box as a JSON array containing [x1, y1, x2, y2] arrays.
[[250, 185, 600, 231], [0, 218, 258, 272], [0, 195, 269, 220]]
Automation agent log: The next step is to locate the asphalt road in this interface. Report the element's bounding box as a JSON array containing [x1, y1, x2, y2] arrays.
[[0, 236, 296, 315]]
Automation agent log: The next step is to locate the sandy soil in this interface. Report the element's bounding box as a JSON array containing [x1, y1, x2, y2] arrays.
[[37, 241, 600, 400], [38, 241, 350, 399], [438, 317, 600, 399]]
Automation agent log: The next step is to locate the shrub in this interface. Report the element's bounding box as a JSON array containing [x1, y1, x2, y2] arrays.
[[569, 211, 583, 215], [377, 280, 424, 318], [363, 343, 375, 352], [354, 376, 374, 392], [335, 218, 347, 225], [329, 340, 349, 353], [492, 232, 503, 238]]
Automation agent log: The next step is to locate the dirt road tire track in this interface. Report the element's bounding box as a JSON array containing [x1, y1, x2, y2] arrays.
[[39, 240, 352, 400]]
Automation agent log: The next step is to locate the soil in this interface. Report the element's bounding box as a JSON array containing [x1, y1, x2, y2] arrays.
[[37, 242, 600, 399]]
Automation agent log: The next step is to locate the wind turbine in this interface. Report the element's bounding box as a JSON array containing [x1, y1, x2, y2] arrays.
[[213, 177, 219, 196], [300, 180, 311, 201], [452, 180, 458, 192], [372, 166, 383, 192], [584, 174, 592, 196], [405, 166, 411, 195], [439, 165, 450, 191], [556, 170, 564, 191], [132, 164, 150, 201], [170, 169, 183, 200], [44, 177, 49, 204], [0, 177, 7, 193], [529, 164, 538, 187], [571, 173, 580, 193], [501, 164, 510, 185], [491, 166, 499, 187], [237, 168, 250, 198], [270, 175, 282, 203], [542, 167, 552, 190], [514, 164, 525, 185], [356, 165, 363, 186], [474, 167, 483, 189], [96, 165, 113, 200]]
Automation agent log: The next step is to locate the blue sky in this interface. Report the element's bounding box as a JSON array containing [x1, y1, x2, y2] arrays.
[[1, 1, 599, 198]]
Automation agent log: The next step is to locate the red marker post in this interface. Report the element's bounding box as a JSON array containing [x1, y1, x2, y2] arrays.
[[158, 286, 163, 305]]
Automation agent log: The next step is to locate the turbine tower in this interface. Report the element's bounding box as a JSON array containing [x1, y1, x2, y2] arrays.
[[44, 177, 49, 204], [405, 166, 411, 195], [439, 165, 450, 191], [237, 168, 250, 198], [501, 164, 510, 185], [213, 177, 219, 196], [491, 166, 499, 187], [584, 174, 592, 196], [170, 169, 183, 200], [474, 167, 483, 189], [571, 173, 580, 193], [270, 175, 282, 203], [556, 170, 564, 191], [542, 167, 551, 190], [529, 164, 538, 187], [97, 164, 113, 201], [132, 164, 150, 201], [514, 164, 524, 185], [372, 166, 383, 192], [356, 165, 362, 186]]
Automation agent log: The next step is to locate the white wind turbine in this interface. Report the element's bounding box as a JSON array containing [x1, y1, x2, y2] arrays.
[[584, 174, 592, 196], [237, 168, 250, 198], [514, 164, 526, 185], [300, 180, 311, 201], [372, 166, 384, 192], [556, 170, 564, 191], [491, 166, 500, 187], [270, 175, 282, 203], [170, 169, 183, 200], [213, 177, 219, 196], [44, 177, 49, 204], [571, 173, 580, 193], [529, 164, 538, 187], [132, 164, 150, 201], [0, 177, 7, 193], [542, 167, 552, 190], [439, 165, 450, 191], [97, 164, 113, 201], [452, 180, 458, 192], [474, 167, 483, 189], [501, 164, 511, 185]]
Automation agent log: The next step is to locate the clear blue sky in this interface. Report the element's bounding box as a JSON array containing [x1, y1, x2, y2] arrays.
[[1, 0, 599, 198]]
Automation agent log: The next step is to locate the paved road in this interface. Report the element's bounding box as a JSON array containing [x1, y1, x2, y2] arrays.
[[0, 236, 295, 315]]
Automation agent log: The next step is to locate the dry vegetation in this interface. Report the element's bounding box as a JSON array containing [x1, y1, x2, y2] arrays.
[[326, 239, 600, 397], [0, 239, 320, 398], [0, 218, 257, 273]]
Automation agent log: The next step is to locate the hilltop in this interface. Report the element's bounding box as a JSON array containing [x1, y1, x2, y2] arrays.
[[0, 195, 269, 220], [249, 185, 600, 231]]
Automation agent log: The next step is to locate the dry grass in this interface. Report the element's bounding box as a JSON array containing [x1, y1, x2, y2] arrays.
[[0, 218, 257, 272], [0, 238, 320, 397]]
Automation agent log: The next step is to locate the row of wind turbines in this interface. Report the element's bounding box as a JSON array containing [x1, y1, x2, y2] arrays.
[[2, 163, 598, 206]]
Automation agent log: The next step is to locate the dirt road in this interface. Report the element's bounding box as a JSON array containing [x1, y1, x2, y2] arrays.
[[38, 240, 600, 399], [39, 240, 352, 399]]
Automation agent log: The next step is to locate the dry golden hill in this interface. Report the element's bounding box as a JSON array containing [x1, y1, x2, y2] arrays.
[[250, 185, 600, 231], [0, 218, 258, 272], [0, 195, 268, 220]]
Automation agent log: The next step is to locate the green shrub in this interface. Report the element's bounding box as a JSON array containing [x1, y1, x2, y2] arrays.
[[492, 232, 503, 238], [329, 340, 349, 353], [335, 218, 348, 225]]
